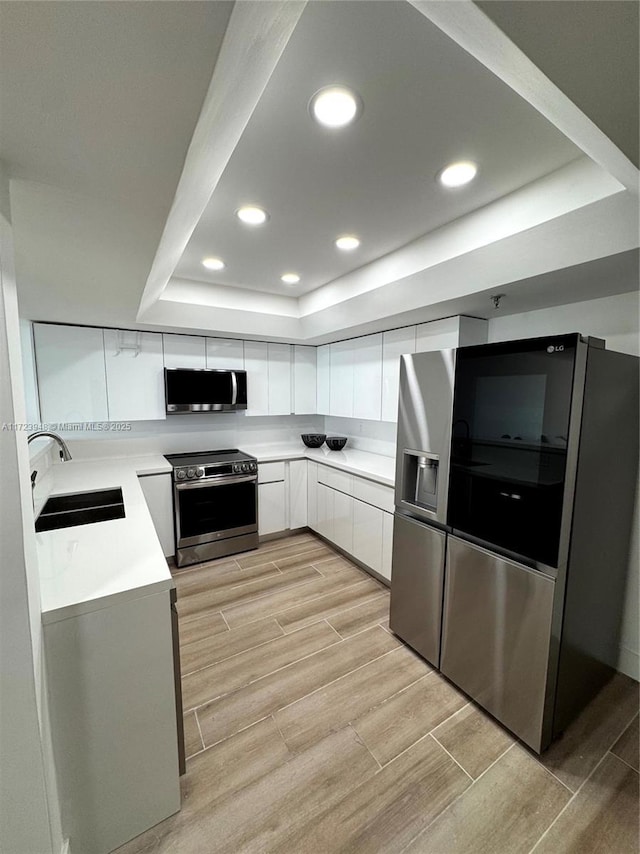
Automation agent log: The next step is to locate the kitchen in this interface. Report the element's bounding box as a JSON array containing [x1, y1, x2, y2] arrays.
[[1, 2, 638, 854]]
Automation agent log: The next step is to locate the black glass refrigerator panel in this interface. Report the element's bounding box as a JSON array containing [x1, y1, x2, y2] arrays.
[[447, 334, 579, 567], [178, 482, 256, 539]]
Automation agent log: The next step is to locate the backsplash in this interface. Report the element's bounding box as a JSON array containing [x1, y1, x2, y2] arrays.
[[40, 411, 398, 461], [324, 417, 397, 457], [55, 414, 325, 460]]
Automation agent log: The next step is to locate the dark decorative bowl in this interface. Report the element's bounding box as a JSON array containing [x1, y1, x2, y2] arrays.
[[325, 436, 348, 451], [301, 433, 326, 448]]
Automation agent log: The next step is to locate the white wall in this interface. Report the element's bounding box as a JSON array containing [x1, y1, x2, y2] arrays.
[[487, 290, 639, 355], [488, 290, 640, 681], [0, 163, 62, 854]]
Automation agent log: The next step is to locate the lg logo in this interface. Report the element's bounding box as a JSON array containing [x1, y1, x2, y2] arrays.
[[547, 344, 565, 353]]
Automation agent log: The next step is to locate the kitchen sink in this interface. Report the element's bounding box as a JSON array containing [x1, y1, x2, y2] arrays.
[[35, 487, 125, 532]]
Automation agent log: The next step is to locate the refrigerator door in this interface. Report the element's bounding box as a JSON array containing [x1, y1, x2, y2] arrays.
[[395, 350, 455, 526], [447, 333, 579, 567], [441, 535, 556, 752], [389, 513, 446, 668]]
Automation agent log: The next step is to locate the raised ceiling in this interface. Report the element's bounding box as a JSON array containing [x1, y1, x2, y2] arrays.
[[0, 1, 637, 341], [175, 0, 581, 297], [477, 0, 639, 167]]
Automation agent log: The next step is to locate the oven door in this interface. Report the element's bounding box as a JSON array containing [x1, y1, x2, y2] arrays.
[[175, 475, 257, 548]]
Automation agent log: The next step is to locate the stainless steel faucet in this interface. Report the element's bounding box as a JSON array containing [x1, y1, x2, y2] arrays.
[[27, 431, 72, 461]]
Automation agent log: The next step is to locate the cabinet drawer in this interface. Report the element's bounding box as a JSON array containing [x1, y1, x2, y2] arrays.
[[317, 464, 353, 494], [258, 461, 286, 483], [351, 476, 394, 513]]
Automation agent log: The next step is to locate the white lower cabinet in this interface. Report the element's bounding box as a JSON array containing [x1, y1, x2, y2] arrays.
[[381, 511, 394, 582], [310, 463, 394, 583], [259, 481, 286, 535], [353, 499, 383, 574], [257, 460, 310, 536], [288, 459, 308, 529], [316, 482, 334, 542], [307, 462, 318, 529], [139, 474, 174, 557], [333, 490, 354, 553], [44, 591, 180, 854]]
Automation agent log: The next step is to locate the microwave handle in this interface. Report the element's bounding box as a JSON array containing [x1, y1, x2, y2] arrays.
[[231, 371, 238, 405]]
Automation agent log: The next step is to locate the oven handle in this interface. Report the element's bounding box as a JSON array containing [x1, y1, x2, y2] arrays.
[[231, 371, 238, 406], [175, 474, 257, 490]]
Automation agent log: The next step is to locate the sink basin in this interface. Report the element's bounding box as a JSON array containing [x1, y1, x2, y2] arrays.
[[36, 487, 125, 532]]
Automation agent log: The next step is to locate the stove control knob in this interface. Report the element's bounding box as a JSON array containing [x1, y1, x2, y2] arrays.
[[187, 468, 196, 479], [176, 469, 186, 480], [195, 468, 204, 478], [242, 463, 248, 472]]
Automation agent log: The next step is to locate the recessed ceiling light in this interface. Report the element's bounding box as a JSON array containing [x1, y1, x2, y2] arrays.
[[335, 235, 360, 251], [281, 273, 300, 285], [202, 256, 225, 271], [236, 205, 269, 225], [439, 161, 478, 188], [310, 85, 362, 128]]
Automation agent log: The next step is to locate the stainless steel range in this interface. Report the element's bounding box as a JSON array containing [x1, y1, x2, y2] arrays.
[[165, 449, 258, 567]]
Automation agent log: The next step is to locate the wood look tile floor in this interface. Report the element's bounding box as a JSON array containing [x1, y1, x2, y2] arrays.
[[115, 533, 639, 854]]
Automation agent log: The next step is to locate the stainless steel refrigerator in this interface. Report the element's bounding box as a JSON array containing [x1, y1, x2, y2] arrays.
[[389, 333, 638, 752]]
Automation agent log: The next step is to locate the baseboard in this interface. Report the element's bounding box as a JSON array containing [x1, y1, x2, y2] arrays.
[[617, 645, 640, 682], [258, 527, 309, 544]]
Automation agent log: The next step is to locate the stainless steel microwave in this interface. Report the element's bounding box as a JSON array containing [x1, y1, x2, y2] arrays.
[[164, 368, 247, 413]]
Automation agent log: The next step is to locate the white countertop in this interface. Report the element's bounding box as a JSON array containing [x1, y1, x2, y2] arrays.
[[246, 443, 396, 487], [35, 446, 394, 623], [37, 455, 173, 624]]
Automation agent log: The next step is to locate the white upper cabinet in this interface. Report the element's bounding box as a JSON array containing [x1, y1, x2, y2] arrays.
[[162, 334, 206, 369], [329, 340, 354, 418], [415, 318, 462, 352], [288, 459, 308, 529], [316, 344, 331, 415], [293, 345, 317, 415], [382, 327, 416, 422], [104, 330, 165, 421], [244, 340, 269, 416], [205, 338, 244, 369], [415, 316, 488, 353], [267, 343, 292, 415], [458, 316, 489, 347], [244, 341, 292, 416], [352, 333, 383, 421], [34, 323, 108, 422]]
